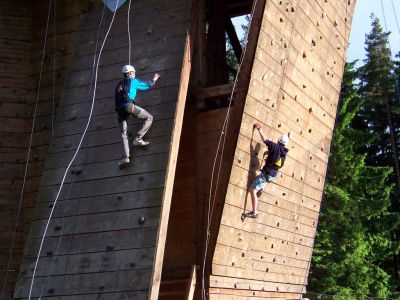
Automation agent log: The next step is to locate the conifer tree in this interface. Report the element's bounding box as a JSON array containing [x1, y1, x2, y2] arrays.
[[357, 15, 400, 189], [310, 63, 399, 299]]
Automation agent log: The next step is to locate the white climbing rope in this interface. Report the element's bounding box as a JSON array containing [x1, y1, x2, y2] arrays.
[[37, 5, 107, 299], [0, 1, 53, 299], [28, 1, 120, 298], [127, 0, 132, 65], [51, 0, 56, 136], [201, 1, 258, 299]]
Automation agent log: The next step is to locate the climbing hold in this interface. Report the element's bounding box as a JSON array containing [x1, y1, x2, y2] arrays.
[[321, 145, 324, 151], [54, 225, 62, 231], [292, 172, 295, 177], [278, 123, 281, 128], [48, 203, 54, 208], [303, 84, 307, 88], [69, 115, 76, 121], [291, 6, 295, 12], [138, 216, 145, 224], [334, 20, 338, 26], [271, 39, 275, 46], [282, 192, 286, 196], [46, 251, 53, 256], [231, 261, 235, 266], [312, 67, 315, 72], [234, 283, 238, 288], [308, 129, 312, 133], [106, 245, 114, 251], [309, 107, 313, 113], [303, 51, 307, 59], [283, 42, 288, 48], [48, 288, 55, 294], [117, 195, 123, 200], [277, 222, 280, 227], [242, 252, 246, 257], [294, 95, 298, 100], [266, 268, 269, 272], [70, 169, 82, 175], [311, 39, 316, 46], [322, 12, 325, 18], [281, 58, 287, 65], [147, 26, 153, 35], [275, 200, 278, 205], [296, 118, 299, 122], [280, 17, 284, 22], [317, 20, 320, 26]]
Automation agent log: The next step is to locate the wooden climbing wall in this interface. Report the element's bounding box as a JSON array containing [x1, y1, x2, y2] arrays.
[[1, 1, 82, 298], [0, 1, 31, 298], [209, 0, 356, 298], [12, 0, 194, 299]]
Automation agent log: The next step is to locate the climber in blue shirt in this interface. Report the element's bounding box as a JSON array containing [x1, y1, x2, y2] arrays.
[[115, 64, 160, 167]]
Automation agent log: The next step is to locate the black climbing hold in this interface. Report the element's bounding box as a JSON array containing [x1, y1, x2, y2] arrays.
[[48, 288, 55, 294], [46, 251, 53, 256], [54, 225, 62, 231], [138, 216, 145, 224], [106, 245, 114, 251], [48, 202, 54, 208], [70, 169, 82, 175]]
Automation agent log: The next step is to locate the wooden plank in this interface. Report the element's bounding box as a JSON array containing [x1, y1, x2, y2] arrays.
[[19, 248, 154, 277], [209, 275, 304, 293], [14, 268, 152, 298], [23, 227, 158, 258], [149, 1, 195, 297], [185, 265, 197, 300]]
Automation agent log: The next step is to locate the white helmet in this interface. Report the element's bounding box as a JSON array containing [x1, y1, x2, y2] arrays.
[[278, 135, 289, 146], [121, 65, 135, 73]]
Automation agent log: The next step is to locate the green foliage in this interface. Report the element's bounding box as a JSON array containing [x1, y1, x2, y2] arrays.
[[310, 59, 400, 298]]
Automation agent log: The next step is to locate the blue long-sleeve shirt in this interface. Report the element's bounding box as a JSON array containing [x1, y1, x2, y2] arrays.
[[115, 77, 155, 109]]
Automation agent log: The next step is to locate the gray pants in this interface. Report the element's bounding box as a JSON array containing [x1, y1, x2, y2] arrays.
[[118, 104, 153, 158]]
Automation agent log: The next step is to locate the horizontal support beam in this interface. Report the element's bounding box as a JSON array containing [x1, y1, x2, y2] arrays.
[[192, 84, 236, 100]]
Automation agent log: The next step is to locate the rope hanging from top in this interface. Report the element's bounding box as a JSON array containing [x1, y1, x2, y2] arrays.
[[200, 1, 259, 299], [28, 1, 120, 298], [0, 1, 53, 299], [127, 0, 132, 64]]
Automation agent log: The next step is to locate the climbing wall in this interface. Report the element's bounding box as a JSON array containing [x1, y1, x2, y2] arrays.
[[13, 0, 193, 299], [210, 0, 356, 298], [0, 1, 31, 298]]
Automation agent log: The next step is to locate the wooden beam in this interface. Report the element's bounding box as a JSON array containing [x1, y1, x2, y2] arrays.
[[148, 1, 199, 299], [185, 265, 197, 300], [226, 18, 243, 62], [192, 84, 233, 100]]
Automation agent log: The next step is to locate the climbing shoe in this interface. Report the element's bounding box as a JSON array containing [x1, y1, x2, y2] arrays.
[[118, 157, 130, 168], [133, 138, 149, 146], [244, 211, 258, 218]]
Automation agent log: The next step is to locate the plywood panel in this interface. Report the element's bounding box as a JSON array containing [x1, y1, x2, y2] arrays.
[[211, 0, 356, 298], [14, 0, 194, 299]]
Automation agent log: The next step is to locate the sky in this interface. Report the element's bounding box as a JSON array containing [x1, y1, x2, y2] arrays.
[[232, 0, 400, 64], [347, 0, 400, 64]]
